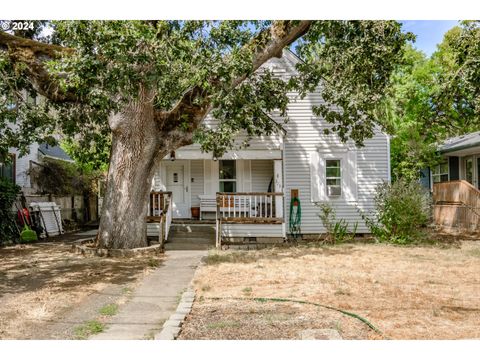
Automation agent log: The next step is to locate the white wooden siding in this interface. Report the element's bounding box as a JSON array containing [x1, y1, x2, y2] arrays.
[[221, 223, 283, 238], [279, 51, 389, 234], [9, 143, 39, 190], [190, 160, 204, 206], [251, 160, 274, 192]]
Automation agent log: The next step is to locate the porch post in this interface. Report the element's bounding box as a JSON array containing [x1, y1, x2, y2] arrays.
[[274, 159, 284, 235]]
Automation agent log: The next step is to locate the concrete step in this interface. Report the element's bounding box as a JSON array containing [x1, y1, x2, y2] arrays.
[[168, 232, 215, 241], [172, 219, 215, 225], [170, 224, 215, 234], [167, 238, 214, 245], [164, 243, 214, 251]]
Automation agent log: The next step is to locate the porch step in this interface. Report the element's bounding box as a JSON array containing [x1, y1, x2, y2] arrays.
[[165, 223, 215, 250], [164, 242, 214, 250], [170, 224, 215, 234], [172, 219, 215, 225]]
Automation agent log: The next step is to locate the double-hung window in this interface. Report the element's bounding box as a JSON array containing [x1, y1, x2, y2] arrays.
[[219, 160, 236, 192], [432, 161, 449, 183], [326, 159, 342, 196]]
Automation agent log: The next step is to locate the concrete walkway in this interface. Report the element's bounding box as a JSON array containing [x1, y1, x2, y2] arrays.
[[90, 250, 206, 340]]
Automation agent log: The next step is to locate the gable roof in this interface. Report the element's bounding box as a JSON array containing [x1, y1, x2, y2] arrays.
[[438, 131, 480, 154], [38, 143, 73, 162]]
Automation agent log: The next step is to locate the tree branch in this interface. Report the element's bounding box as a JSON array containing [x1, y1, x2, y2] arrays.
[[0, 31, 78, 102], [159, 20, 312, 134]]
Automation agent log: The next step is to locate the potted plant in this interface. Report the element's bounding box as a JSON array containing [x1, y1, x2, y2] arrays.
[[191, 206, 200, 220]]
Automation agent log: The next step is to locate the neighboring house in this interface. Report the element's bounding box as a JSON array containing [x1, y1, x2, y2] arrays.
[[426, 131, 480, 231], [424, 131, 480, 190], [147, 50, 391, 246], [1, 142, 73, 194]]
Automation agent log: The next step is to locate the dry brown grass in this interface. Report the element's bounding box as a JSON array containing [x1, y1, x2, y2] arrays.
[[0, 242, 162, 339], [179, 240, 480, 340]]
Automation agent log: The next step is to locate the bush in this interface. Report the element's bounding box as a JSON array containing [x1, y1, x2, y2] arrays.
[[0, 178, 20, 245], [362, 179, 431, 244], [317, 203, 358, 244], [28, 158, 103, 196]]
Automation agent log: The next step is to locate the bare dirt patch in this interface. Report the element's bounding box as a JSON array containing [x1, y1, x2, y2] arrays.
[[179, 241, 480, 340], [0, 241, 163, 339]]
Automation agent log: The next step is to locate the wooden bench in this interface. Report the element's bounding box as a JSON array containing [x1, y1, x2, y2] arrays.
[[199, 195, 217, 220]]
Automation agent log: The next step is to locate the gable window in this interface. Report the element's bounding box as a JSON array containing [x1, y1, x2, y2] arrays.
[[432, 161, 449, 183], [0, 154, 15, 184], [219, 160, 236, 192], [326, 159, 341, 196]]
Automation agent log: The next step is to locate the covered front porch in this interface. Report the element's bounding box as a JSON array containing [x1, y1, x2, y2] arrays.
[[431, 142, 480, 231], [146, 147, 285, 247]]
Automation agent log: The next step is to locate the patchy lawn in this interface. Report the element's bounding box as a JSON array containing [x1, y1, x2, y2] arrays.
[[179, 240, 480, 340], [0, 241, 163, 339]]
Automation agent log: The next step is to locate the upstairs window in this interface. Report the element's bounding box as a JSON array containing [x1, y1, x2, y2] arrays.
[[219, 160, 236, 192], [326, 159, 341, 196], [432, 161, 449, 183]]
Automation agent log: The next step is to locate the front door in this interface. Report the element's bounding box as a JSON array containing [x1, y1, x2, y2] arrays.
[[166, 161, 190, 218]]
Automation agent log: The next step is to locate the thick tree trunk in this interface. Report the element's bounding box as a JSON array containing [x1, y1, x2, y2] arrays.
[[97, 92, 167, 249]]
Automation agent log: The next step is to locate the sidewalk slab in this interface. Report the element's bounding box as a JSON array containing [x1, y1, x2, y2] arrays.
[[90, 250, 205, 340]]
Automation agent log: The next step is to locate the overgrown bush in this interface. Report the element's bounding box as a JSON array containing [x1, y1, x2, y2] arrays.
[[0, 178, 20, 245], [361, 179, 431, 244], [28, 158, 103, 196], [317, 203, 357, 244]]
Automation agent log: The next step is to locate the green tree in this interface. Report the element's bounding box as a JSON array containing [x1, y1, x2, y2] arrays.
[[388, 21, 480, 182], [387, 45, 440, 182], [0, 21, 413, 249], [430, 21, 480, 134]]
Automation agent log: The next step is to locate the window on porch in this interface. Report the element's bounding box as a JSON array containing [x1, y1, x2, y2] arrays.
[[219, 160, 236, 192], [432, 161, 449, 183]]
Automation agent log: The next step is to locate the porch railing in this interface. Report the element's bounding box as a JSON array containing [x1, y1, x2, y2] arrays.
[[215, 192, 284, 247], [433, 181, 480, 231], [146, 191, 172, 246]]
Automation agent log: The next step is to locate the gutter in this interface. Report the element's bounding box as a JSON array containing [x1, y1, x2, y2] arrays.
[[439, 140, 480, 154]]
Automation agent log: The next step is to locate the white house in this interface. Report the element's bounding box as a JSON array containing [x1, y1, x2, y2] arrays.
[[147, 50, 390, 246], [1, 142, 73, 194]]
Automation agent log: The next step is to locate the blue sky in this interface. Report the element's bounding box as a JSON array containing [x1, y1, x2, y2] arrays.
[[401, 20, 459, 57]]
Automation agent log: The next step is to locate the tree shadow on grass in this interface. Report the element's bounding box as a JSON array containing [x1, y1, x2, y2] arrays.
[[0, 242, 164, 298]]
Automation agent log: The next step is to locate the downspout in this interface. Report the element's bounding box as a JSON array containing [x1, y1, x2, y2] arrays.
[[386, 135, 391, 184], [281, 131, 287, 239]]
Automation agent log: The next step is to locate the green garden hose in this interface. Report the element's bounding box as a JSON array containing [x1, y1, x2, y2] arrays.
[[289, 196, 301, 238], [205, 296, 383, 336]]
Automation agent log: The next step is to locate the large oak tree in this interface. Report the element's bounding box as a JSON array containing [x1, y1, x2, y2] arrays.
[[0, 20, 413, 249]]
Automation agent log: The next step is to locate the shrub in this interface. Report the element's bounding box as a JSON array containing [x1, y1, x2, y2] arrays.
[[361, 179, 431, 244], [0, 178, 21, 245], [317, 203, 357, 244], [28, 158, 104, 196]]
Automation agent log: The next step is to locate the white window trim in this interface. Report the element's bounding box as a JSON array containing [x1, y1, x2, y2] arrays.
[[219, 160, 237, 192], [310, 149, 357, 203]]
